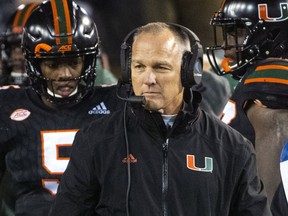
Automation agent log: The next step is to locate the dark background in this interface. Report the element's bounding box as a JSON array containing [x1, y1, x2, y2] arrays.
[[0, 0, 221, 77]]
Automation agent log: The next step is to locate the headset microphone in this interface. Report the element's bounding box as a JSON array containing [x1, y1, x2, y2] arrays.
[[118, 94, 146, 104], [116, 81, 146, 105], [124, 96, 145, 104]]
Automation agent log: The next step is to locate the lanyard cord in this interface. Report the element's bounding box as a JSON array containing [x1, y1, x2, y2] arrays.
[[124, 101, 131, 216]]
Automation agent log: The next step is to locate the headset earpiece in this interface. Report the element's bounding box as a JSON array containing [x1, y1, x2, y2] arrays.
[[181, 51, 194, 88], [178, 25, 203, 88], [181, 50, 202, 88]]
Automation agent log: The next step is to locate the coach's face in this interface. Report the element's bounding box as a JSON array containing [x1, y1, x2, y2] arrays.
[[131, 29, 184, 115]]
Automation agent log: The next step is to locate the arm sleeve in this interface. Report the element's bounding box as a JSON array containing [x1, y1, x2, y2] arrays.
[[230, 144, 272, 216], [49, 129, 100, 216]]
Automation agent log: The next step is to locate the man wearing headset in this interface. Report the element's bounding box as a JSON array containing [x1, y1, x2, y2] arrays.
[[50, 22, 270, 215], [0, 0, 123, 215]]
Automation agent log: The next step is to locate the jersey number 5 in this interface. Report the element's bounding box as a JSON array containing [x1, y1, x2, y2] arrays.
[[41, 130, 78, 195]]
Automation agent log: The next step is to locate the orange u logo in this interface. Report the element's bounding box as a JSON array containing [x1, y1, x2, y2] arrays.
[[187, 155, 213, 173], [258, 3, 288, 22]]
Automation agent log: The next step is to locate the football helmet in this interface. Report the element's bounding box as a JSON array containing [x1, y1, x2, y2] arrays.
[[206, 0, 288, 79], [22, 0, 100, 105], [1, 3, 38, 85], [2, 3, 38, 58]]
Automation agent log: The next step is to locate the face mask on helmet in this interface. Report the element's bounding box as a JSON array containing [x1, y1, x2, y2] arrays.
[[206, 0, 288, 80], [22, 0, 100, 106]]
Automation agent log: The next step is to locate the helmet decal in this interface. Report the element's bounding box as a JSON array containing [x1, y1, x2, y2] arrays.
[[57, 44, 72, 52], [35, 43, 52, 57], [50, 0, 73, 45], [12, 3, 38, 33], [259, 3, 288, 22]]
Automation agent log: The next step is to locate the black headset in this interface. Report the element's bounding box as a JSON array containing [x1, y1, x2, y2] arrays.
[[120, 22, 203, 89]]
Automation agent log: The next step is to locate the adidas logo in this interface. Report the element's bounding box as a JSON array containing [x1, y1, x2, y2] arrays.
[[122, 154, 137, 164], [88, 102, 111, 115]]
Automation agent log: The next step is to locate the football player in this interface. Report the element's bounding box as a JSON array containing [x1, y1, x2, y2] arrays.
[[0, 3, 38, 86], [207, 0, 288, 206], [0, 0, 123, 215]]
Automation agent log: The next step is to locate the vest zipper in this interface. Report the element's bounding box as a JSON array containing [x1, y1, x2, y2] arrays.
[[162, 138, 169, 216]]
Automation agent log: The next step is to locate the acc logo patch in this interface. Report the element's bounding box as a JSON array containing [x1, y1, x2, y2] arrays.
[[58, 45, 72, 52], [10, 109, 31, 121]]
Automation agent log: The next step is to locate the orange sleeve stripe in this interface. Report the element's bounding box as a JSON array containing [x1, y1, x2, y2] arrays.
[[256, 64, 288, 71], [244, 77, 288, 85]]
